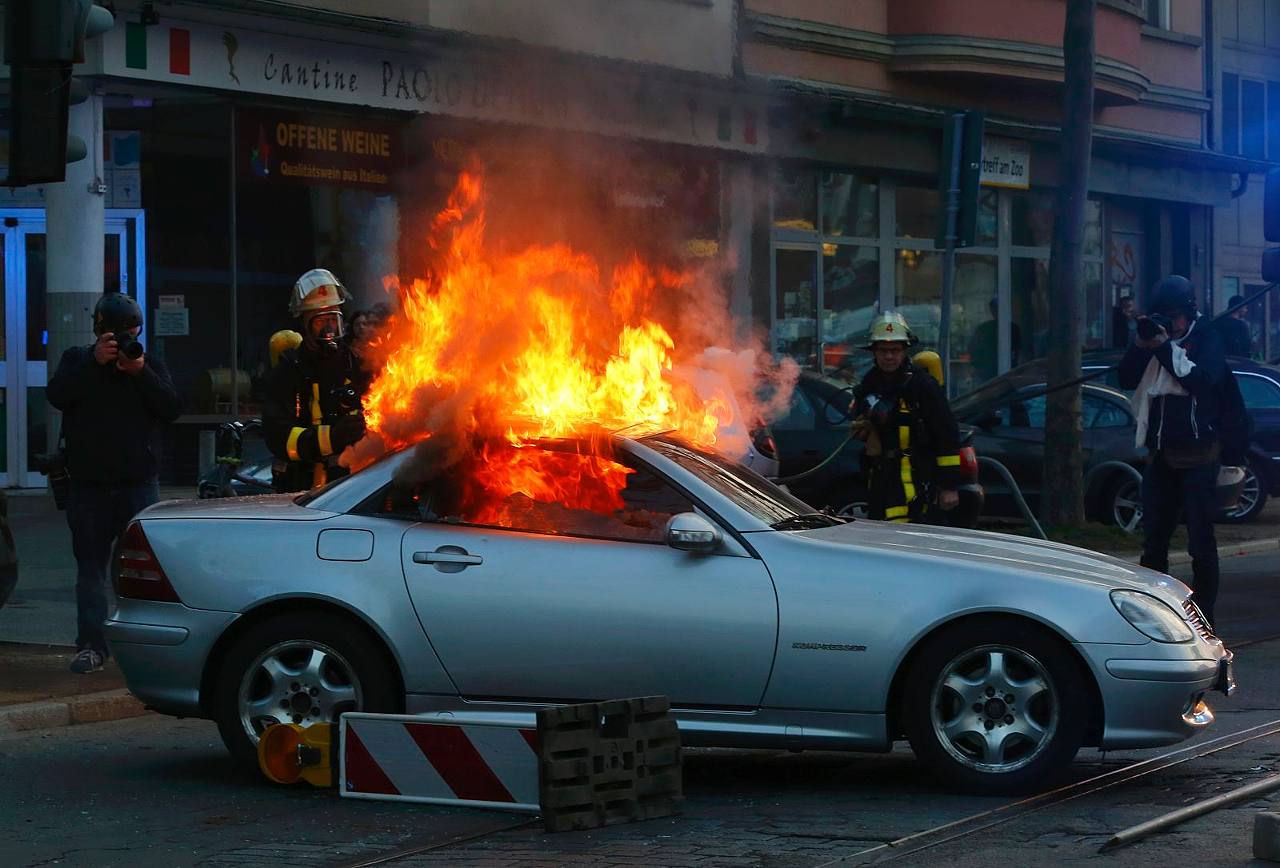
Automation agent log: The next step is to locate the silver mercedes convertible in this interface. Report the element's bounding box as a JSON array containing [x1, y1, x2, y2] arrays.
[[106, 434, 1233, 793]]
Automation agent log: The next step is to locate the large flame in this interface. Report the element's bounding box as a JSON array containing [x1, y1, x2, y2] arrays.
[[359, 169, 735, 523]]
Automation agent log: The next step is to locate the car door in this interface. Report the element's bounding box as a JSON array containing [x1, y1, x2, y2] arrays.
[[1236, 371, 1280, 455], [398, 446, 779, 709], [972, 388, 1048, 498]]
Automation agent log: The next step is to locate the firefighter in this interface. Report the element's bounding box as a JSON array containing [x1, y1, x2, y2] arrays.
[[262, 269, 370, 492], [851, 311, 963, 523]]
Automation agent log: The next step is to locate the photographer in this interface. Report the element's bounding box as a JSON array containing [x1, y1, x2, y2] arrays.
[[852, 312, 963, 523], [47, 293, 181, 674], [1119, 275, 1226, 625], [263, 269, 371, 492]]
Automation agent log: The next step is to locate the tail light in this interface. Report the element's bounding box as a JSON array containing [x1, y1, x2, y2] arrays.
[[958, 446, 980, 481], [113, 521, 182, 603], [751, 417, 778, 459]]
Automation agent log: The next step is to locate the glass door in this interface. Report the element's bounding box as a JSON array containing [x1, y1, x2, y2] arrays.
[[0, 208, 146, 487]]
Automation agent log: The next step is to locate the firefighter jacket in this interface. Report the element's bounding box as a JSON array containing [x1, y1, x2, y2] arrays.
[[853, 362, 963, 522], [262, 345, 370, 492]]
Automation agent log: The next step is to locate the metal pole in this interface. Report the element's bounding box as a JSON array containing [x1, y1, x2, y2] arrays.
[[1100, 772, 1280, 852], [938, 112, 964, 387], [229, 105, 239, 418]]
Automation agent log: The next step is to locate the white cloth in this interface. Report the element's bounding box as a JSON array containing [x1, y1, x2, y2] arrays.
[[1131, 321, 1197, 447]]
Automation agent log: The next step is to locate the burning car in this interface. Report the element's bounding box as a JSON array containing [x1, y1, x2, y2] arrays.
[[108, 432, 1232, 794]]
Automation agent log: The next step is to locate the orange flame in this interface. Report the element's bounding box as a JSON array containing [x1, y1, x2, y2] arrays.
[[361, 169, 729, 522]]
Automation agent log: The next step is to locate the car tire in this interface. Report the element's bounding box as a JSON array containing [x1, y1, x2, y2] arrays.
[[1219, 457, 1269, 524], [902, 617, 1088, 795], [213, 611, 399, 769], [1103, 474, 1143, 534]]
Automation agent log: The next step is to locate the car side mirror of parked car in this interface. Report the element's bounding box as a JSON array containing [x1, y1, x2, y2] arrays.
[[664, 512, 722, 553]]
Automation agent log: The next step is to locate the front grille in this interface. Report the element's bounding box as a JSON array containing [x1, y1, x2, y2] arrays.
[[1182, 599, 1217, 642]]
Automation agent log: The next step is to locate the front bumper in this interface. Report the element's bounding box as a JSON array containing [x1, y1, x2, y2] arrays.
[[104, 602, 238, 718], [1084, 641, 1233, 749]]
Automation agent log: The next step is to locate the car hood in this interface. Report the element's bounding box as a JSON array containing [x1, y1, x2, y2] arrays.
[[791, 520, 1189, 599], [139, 494, 337, 521]]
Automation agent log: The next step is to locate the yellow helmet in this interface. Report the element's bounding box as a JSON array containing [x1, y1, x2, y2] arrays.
[[864, 311, 917, 349], [268, 330, 303, 367]]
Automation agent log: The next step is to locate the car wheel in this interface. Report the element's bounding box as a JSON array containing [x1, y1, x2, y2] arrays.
[[1106, 476, 1143, 534], [1219, 458, 1268, 524], [836, 499, 869, 520], [902, 618, 1088, 794], [213, 612, 399, 769]]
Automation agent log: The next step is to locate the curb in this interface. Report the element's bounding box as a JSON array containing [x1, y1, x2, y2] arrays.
[[1119, 536, 1280, 566], [0, 688, 148, 735]]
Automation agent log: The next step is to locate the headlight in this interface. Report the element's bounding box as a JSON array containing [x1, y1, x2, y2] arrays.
[[1111, 590, 1194, 643]]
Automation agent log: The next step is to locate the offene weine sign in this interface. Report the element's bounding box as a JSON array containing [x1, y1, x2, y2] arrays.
[[97, 20, 767, 154], [980, 137, 1030, 189]]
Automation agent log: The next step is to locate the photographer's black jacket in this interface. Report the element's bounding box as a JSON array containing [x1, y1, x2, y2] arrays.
[[1118, 320, 1226, 452], [262, 345, 370, 492], [48, 346, 182, 484]]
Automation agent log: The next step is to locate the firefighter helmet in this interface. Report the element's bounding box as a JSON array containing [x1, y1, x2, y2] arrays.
[[864, 311, 918, 349], [289, 268, 351, 318]]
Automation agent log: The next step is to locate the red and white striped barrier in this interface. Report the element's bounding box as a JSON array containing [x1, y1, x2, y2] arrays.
[[339, 713, 541, 811]]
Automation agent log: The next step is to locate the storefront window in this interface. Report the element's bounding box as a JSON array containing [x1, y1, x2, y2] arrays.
[[975, 187, 998, 248], [1010, 189, 1054, 248], [1012, 257, 1051, 363], [822, 244, 878, 372], [775, 248, 819, 365], [896, 184, 939, 241], [774, 167, 817, 232], [820, 172, 878, 238]]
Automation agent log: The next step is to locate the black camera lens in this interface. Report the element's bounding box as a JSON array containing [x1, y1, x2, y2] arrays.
[[119, 337, 144, 359]]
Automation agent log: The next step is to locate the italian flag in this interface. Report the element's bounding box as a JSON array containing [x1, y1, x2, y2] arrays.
[[125, 23, 190, 75]]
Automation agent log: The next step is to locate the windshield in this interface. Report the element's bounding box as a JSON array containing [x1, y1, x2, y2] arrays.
[[643, 436, 839, 527]]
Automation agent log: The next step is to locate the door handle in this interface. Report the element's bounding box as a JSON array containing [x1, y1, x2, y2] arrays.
[[413, 549, 483, 566]]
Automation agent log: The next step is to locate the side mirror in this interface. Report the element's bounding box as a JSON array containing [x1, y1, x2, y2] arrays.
[[664, 512, 722, 553]]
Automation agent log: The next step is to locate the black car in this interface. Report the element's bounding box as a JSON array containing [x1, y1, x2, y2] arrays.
[[768, 372, 985, 527], [950, 373, 1145, 529]]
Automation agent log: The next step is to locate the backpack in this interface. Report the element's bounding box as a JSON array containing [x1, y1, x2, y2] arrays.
[[1219, 368, 1252, 467]]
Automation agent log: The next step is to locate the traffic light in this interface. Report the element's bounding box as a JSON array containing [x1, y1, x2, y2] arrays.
[[4, 0, 114, 186], [936, 110, 985, 249], [1264, 168, 1280, 283]]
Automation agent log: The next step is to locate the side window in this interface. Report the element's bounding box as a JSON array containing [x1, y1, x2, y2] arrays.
[[817, 386, 855, 425], [1083, 394, 1132, 428], [772, 386, 818, 431], [1004, 393, 1046, 428], [1238, 374, 1280, 409], [429, 447, 696, 543]]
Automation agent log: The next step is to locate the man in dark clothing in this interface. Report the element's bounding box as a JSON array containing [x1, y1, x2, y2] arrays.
[[48, 293, 181, 673], [263, 269, 370, 492], [1219, 295, 1253, 358], [853, 311, 963, 523], [1118, 275, 1226, 625]]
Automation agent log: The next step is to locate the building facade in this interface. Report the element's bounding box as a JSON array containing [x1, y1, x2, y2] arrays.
[[2, 0, 1276, 485]]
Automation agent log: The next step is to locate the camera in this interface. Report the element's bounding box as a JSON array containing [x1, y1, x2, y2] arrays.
[[105, 327, 144, 359], [1136, 313, 1172, 341]]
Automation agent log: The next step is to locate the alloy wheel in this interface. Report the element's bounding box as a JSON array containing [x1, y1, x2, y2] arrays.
[[1111, 479, 1143, 534], [237, 639, 363, 745], [1222, 465, 1261, 521], [929, 644, 1059, 774], [837, 500, 869, 520]]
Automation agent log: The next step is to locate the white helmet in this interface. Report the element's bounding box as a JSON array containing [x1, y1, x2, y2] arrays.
[[289, 268, 351, 318]]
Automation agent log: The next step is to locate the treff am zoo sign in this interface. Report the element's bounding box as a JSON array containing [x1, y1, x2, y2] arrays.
[[96, 19, 768, 155]]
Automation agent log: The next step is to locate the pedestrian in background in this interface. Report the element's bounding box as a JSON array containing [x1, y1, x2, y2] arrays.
[[1112, 295, 1137, 349], [1219, 294, 1253, 358], [48, 293, 181, 673], [1118, 276, 1226, 625]]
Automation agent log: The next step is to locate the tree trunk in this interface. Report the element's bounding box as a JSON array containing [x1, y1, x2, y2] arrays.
[[1042, 0, 1096, 526]]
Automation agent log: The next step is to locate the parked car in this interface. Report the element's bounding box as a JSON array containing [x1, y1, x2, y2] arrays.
[[950, 374, 1146, 530], [107, 433, 1232, 793], [768, 371, 984, 526]]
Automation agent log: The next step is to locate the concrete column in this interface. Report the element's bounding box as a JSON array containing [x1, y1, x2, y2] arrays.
[[45, 94, 106, 450]]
